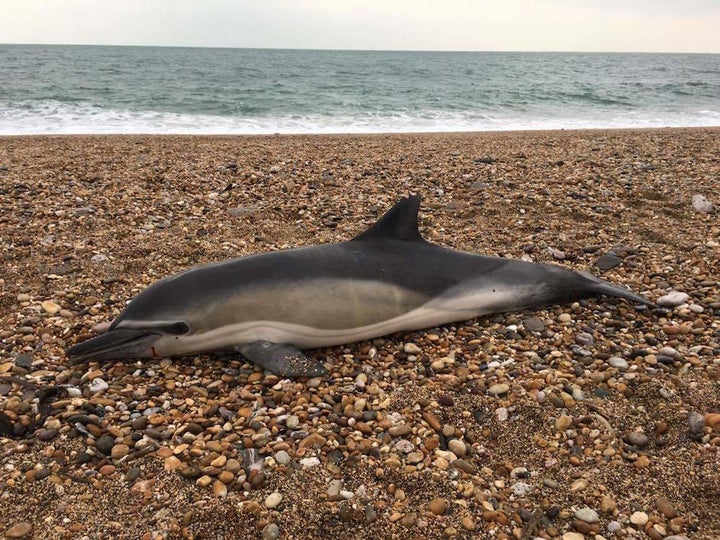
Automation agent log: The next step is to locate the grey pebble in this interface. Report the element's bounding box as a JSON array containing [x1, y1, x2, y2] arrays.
[[596, 254, 621, 271], [262, 523, 280, 540], [95, 434, 115, 454], [523, 317, 545, 332], [687, 411, 705, 436], [575, 332, 595, 347]]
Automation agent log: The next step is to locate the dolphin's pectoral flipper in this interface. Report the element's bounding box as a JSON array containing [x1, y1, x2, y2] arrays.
[[237, 341, 328, 378]]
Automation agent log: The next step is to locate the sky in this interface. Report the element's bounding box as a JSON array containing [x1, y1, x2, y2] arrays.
[[1, 0, 719, 53]]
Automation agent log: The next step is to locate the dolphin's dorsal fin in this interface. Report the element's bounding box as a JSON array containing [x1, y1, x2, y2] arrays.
[[352, 195, 425, 242]]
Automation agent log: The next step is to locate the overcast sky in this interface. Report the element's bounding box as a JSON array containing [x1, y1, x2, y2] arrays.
[[2, 0, 719, 53]]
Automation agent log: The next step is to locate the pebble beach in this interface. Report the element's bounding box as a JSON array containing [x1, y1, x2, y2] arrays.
[[0, 128, 719, 539]]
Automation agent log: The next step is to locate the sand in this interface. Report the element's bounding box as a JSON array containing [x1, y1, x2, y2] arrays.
[[0, 128, 719, 539]]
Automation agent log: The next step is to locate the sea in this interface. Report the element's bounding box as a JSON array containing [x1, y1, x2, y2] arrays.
[[1, 44, 719, 135]]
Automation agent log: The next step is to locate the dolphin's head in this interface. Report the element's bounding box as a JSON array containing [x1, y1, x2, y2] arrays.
[[66, 320, 191, 364]]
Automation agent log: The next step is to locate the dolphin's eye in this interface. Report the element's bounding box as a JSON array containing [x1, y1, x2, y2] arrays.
[[166, 322, 190, 335]]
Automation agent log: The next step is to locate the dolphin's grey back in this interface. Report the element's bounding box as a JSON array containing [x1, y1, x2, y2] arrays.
[[112, 196, 588, 336]]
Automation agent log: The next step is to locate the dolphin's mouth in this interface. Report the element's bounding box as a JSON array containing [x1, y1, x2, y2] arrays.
[[66, 328, 162, 364]]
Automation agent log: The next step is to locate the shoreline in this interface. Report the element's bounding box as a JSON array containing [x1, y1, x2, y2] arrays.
[[2, 124, 720, 140], [0, 129, 719, 539]]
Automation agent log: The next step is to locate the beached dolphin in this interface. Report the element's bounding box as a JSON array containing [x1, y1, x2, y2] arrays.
[[67, 196, 654, 377]]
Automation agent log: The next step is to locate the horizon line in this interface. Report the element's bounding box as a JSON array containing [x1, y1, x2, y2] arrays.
[[1, 41, 718, 55]]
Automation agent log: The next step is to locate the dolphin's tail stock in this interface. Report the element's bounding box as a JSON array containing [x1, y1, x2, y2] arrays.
[[579, 271, 656, 308]]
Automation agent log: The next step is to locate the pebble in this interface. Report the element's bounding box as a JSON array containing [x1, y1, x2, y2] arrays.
[[523, 317, 545, 332], [657, 291, 689, 307], [596, 253, 622, 270], [608, 357, 629, 370], [403, 342, 421, 354], [262, 523, 280, 540], [488, 383, 509, 395], [562, 533, 585, 540], [265, 492, 283, 509], [4, 522, 33, 538], [575, 332, 595, 347], [111, 444, 130, 459], [300, 457, 320, 468], [630, 511, 649, 526], [448, 439, 466, 457], [496, 407, 508, 422], [89, 377, 109, 393], [428, 498, 449, 515], [607, 521, 622, 533], [95, 434, 115, 454], [41, 300, 61, 314], [687, 411, 705, 436], [692, 193, 714, 213], [274, 450, 290, 465], [626, 431, 649, 447], [655, 496, 678, 519], [575, 507, 599, 523]]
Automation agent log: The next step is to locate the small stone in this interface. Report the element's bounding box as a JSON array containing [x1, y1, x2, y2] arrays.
[[687, 411, 705, 436], [41, 300, 61, 314], [657, 291, 689, 307], [448, 439, 466, 457], [265, 492, 282, 509], [692, 194, 714, 213], [630, 511, 649, 526], [111, 444, 130, 459], [285, 415, 300, 429], [575, 332, 595, 346], [196, 475, 212, 487], [523, 317, 545, 332], [213, 480, 227, 498], [403, 343, 422, 354], [274, 450, 290, 465], [608, 356, 628, 370], [575, 507, 599, 523], [95, 434, 115, 454], [428, 498, 449, 515], [600, 495, 616, 514], [496, 407, 508, 422], [300, 457, 320, 468], [4, 522, 32, 538], [596, 254, 622, 271], [460, 516, 475, 530], [607, 521, 622, 533], [627, 431, 649, 447], [17, 293, 31, 302], [562, 533, 585, 540], [262, 523, 280, 540], [549, 247, 565, 260], [555, 415, 572, 431], [89, 378, 109, 393], [656, 496, 678, 519], [488, 383, 509, 396]]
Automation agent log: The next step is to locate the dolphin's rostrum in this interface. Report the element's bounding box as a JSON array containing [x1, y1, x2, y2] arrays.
[[67, 196, 654, 376]]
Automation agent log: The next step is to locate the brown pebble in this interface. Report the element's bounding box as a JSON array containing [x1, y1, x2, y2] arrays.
[[4, 522, 33, 538], [428, 498, 449, 515], [656, 496, 678, 519]]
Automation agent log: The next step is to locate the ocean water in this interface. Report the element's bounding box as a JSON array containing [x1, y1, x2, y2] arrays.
[[1, 44, 719, 134]]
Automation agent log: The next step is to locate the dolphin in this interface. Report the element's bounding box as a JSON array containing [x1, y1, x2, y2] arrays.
[[67, 196, 654, 377]]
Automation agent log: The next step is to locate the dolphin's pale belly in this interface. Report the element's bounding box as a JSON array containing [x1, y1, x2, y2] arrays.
[[153, 279, 542, 355]]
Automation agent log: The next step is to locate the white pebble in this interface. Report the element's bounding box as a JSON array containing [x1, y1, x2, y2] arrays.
[[608, 357, 628, 370], [89, 378, 109, 393], [403, 343, 421, 354], [657, 291, 689, 307], [264, 492, 282, 509]]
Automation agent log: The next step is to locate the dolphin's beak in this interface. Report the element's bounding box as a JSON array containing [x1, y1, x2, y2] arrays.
[[66, 328, 162, 364]]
